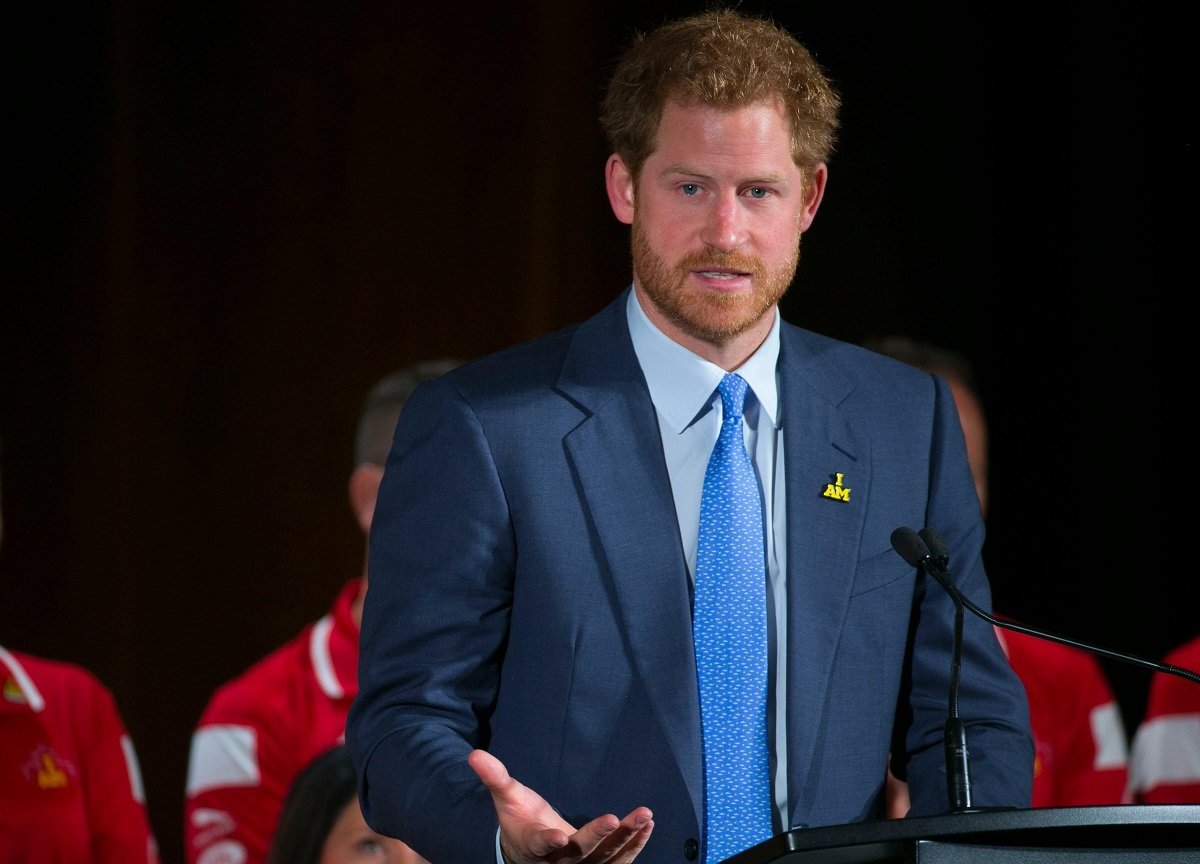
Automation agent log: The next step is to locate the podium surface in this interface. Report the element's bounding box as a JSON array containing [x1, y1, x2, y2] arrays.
[[725, 805, 1200, 864]]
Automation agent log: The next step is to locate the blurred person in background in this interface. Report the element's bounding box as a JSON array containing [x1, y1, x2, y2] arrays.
[[864, 336, 1129, 812], [184, 361, 458, 864], [1126, 632, 1200, 802], [0, 436, 160, 863], [267, 744, 427, 864]]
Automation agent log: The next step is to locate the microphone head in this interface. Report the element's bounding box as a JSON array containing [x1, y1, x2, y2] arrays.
[[918, 527, 950, 561], [891, 527, 930, 567]]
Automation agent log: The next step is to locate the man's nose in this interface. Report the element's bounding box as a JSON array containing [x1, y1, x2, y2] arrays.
[[699, 192, 747, 252]]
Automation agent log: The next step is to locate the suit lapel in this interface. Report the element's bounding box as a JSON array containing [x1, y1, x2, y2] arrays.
[[777, 327, 870, 822], [557, 293, 705, 827]]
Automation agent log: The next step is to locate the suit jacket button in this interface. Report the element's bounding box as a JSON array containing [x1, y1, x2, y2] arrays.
[[684, 838, 699, 860]]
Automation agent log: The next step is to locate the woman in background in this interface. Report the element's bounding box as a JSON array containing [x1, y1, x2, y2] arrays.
[[267, 744, 427, 864]]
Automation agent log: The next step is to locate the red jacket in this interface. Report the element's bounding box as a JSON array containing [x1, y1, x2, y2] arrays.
[[1127, 634, 1200, 803], [995, 626, 1129, 806], [184, 578, 361, 864], [0, 646, 159, 863]]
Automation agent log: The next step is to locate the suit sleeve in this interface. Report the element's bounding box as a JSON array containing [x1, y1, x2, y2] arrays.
[[346, 377, 514, 862]]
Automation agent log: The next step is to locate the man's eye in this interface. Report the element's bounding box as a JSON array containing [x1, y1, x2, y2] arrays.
[[747, 187, 769, 199], [680, 183, 700, 196]]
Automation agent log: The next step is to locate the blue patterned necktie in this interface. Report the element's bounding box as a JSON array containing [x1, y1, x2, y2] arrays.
[[693, 372, 773, 863]]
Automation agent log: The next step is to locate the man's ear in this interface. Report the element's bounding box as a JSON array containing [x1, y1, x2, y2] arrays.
[[799, 163, 828, 234], [605, 154, 636, 225], [348, 464, 384, 534]]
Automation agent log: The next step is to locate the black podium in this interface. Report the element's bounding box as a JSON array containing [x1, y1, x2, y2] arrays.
[[725, 806, 1200, 863]]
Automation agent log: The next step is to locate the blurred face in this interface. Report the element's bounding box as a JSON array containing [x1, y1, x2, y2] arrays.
[[320, 799, 429, 864], [606, 98, 825, 364]]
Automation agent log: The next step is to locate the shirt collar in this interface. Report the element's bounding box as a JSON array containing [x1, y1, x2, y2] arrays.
[[626, 287, 781, 434], [0, 645, 46, 712]]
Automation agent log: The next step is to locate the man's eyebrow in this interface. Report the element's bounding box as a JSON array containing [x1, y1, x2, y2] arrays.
[[661, 164, 789, 184], [662, 163, 709, 178]]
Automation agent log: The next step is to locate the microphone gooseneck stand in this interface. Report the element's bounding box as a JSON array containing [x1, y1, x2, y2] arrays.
[[890, 525, 1200, 815]]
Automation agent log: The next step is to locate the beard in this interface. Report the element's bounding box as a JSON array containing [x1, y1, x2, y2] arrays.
[[631, 214, 800, 345]]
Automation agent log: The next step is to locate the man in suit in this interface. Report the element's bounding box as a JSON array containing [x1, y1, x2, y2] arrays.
[[346, 9, 1034, 864]]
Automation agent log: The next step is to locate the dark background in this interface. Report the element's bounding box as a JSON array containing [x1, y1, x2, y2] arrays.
[[3, 2, 1193, 861]]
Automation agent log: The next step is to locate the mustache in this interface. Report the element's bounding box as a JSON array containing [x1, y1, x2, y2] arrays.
[[675, 248, 763, 274]]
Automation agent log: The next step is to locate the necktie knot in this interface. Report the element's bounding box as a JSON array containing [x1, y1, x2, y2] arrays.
[[718, 373, 748, 426]]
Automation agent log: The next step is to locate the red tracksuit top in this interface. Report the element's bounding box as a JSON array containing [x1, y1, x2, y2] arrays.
[[184, 578, 360, 864], [1127, 633, 1200, 803], [995, 626, 1129, 806], [0, 645, 160, 863]]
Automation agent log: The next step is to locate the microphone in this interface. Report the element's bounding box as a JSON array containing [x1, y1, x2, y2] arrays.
[[903, 526, 1200, 685], [889, 527, 974, 812], [890, 525, 1200, 813]]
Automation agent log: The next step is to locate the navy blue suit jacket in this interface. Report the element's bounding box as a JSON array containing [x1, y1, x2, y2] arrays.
[[347, 289, 1033, 863]]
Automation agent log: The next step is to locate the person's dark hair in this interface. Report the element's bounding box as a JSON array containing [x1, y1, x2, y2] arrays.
[[355, 360, 460, 467], [600, 7, 841, 180], [266, 745, 357, 864]]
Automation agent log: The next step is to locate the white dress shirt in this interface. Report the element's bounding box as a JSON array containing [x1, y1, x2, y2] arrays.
[[626, 287, 790, 830]]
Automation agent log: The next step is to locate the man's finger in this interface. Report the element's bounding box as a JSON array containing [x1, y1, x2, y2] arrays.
[[469, 749, 571, 860], [468, 748, 510, 793], [571, 808, 653, 861]]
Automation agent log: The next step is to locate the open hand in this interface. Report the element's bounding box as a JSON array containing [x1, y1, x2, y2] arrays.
[[468, 749, 654, 863]]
